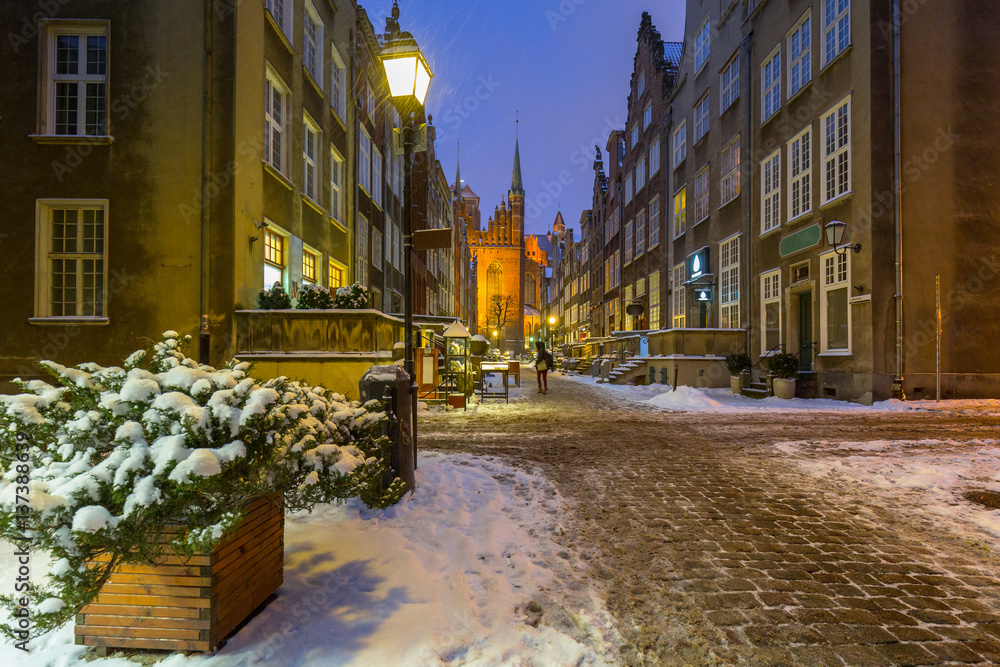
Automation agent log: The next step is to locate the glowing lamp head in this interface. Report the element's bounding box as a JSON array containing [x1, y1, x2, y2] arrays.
[[825, 220, 846, 247], [380, 33, 433, 105], [548, 317, 556, 325]]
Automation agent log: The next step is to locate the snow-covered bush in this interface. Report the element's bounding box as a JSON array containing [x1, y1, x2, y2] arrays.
[[334, 282, 370, 309], [295, 283, 335, 309], [257, 282, 292, 309], [0, 331, 405, 640]]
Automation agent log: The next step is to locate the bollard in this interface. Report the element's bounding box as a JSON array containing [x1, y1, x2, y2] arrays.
[[359, 365, 415, 492]]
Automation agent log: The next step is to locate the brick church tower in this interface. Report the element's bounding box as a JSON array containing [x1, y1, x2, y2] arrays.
[[468, 134, 528, 353]]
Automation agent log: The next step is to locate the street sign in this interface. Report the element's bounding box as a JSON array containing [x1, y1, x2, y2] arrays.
[[695, 286, 714, 302], [393, 124, 428, 155], [412, 228, 452, 250]]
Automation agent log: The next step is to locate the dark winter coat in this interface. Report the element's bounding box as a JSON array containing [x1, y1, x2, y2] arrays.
[[534, 350, 554, 371]]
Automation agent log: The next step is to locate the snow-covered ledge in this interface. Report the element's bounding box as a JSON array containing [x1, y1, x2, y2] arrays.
[[234, 309, 412, 398]]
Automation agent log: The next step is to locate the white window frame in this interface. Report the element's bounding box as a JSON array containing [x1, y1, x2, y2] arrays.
[[672, 263, 686, 329], [359, 125, 372, 194], [648, 195, 661, 247], [635, 156, 646, 192], [631, 125, 639, 148], [649, 136, 661, 177], [673, 187, 687, 238], [262, 221, 289, 290], [788, 126, 813, 219], [372, 226, 383, 271], [672, 121, 687, 168], [302, 114, 320, 202], [34, 199, 109, 320], [625, 172, 634, 204], [761, 269, 782, 354], [265, 0, 293, 39], [649, 271, 661, 330], [635, 208, 646, 257], [694, 92, 710, 143], [624, 220, 634, 265], [330, 45, 347, 121], [821, 95, 851, 204], [762, 45, 781, 122], [303, 0, 324, 84], [637, 70, 645, 98], [265, 66, 289, 174], [820, 250, 851, 353], [693, 167, 710, 223], [356, 214, 370, 286], [719, 234, 740, 330], [822, 0, 850, 68], [40, 21, 109, 137], [330, 145, 345, 227], [720, 137, 741, 206], [372, 145, 383, 209], [761, 150, 781, 234], [302, 245, 320, 285], [787, 12, 812, 98], [643, 104, 652, 130], [694, 17, 710, 73], [720, 53, 739, 113]]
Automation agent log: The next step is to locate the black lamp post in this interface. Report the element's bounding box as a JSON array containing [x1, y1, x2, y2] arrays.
[[381, 2, 432, 460], [824, 220, 862, 256]]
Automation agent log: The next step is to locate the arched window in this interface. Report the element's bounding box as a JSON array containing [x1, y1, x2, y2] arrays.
[[525, 273, 536, 306], [486, 261, 502, 303]]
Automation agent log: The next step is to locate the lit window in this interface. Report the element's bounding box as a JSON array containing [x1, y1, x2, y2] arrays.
[[821, 251, 850, 352], [720, 54, 739, 113], [694, 17, 710, 72], [720, 138, 740, 205], [263, 226, 286, 289], [328, 259, 345, 289], [672, 121, 686, 168], [303, 1, 323, 83], [35, 200, 107, 318], [302, 248, 318, 284], [649, 271, 661, 329], [693, 167, 709, 223], [694, 93, 710, 142], [822, 0, 850, 67], [789, 127, 812, 218], [330, 146, 344, 225], [303, 115, 319, 201], [41, 24, 109, 136], [822, 96, 851, 203], [762, 47, 781, 121], [761, 270, 781, 353], [672, 263, 686, 328], [720, 235, 740, 329], [761, 150, 781, 234], [265, 68, 288, 173], [673, 187, 686, 238], [788, 13, 812, 97]]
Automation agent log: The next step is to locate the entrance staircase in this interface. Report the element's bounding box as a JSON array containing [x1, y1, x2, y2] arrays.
[[740, 378, 772, 399], [608, 358, 649, 385]]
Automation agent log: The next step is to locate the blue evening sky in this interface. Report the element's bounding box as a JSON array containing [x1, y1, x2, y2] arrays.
[[367, 0, 687, 238]]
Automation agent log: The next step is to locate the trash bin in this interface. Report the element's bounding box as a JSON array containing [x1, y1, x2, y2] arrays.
[[359, 365, 414, 491]]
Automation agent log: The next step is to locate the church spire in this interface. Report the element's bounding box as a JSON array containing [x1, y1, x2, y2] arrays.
[[454, 141, 463, 203], [510, 114, 524, 197]]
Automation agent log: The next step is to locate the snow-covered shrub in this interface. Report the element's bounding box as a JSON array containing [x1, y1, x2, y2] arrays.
[[295, 283, 335, 309], [0, 331, 405, 640], [334, 282, 370, 309], [257, 282, 292, 309]]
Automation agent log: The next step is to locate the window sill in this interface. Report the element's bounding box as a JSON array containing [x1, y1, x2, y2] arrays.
[[760, 225, 781, 239], [265, 10, 295, 55], [760, 109, 781, 130], [331, 216, 348, 232], [817, 350, 852, 358], [820, 44, 853, 74], [647, 242, 660, 252], [718, 194, 741, 211], [693, 215, 710, 227], [786, 79, 814, 107], [672, 157, 686, 172], [819, 191, 853, 210], [304, 67, 325, 99], [785, 210, 813, 226], [263, 161, 294, 191], [30, 317, 109, 326], [331, 109, 347, 131], [30, 134, 113, 145], [302, 194, 325, 215], [672, 232, 686, 240]]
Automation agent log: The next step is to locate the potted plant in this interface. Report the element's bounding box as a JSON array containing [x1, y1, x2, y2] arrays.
[[725, 353, 752, 395], [0, 332, 405, 650], [767, 352, 800, 399]]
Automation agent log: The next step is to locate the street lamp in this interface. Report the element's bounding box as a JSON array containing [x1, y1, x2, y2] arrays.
[[824, 220, 861, 256], [547, 316, 556, 350], [380, 1, 432, 465]]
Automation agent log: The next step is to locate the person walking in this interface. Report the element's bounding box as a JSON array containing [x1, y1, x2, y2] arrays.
[[534, 341, 553, 394]]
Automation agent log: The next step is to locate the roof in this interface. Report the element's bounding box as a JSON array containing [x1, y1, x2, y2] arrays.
[[510, 139, 524, 196], [461, 184, 479, 200], [524, 305, 541, 318], [444, 320, 471, 338], [664, 42, 683, 69]]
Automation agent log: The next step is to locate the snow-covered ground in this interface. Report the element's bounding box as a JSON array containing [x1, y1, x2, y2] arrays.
[[0, 454, 617, 666], [560, 373, 1000, 414], [776, 438, 1000, 552]]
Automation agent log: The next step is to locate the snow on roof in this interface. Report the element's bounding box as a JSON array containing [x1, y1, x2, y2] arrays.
[[443, 320, 471, 338]]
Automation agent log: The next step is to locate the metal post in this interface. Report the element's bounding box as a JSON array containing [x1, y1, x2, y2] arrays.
[[936, 274, 941, 401], [402, 112, 418, 470]]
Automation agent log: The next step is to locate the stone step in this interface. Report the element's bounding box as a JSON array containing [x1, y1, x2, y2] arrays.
[[741, 387, 770, 400]]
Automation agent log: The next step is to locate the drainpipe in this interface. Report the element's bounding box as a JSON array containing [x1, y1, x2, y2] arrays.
[[198, 0, 213, 364], [892, 0, 905, 398], [741, 31, 754, 358]]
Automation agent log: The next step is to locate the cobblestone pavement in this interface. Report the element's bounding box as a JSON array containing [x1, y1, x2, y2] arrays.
[[420, 375, 1000, 666]]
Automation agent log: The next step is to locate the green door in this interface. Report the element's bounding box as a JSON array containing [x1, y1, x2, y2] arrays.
[[799, 293, 813, 372]]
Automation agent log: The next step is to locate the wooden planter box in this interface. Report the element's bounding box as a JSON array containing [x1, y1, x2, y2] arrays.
[[75, 495, 284, 653]]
